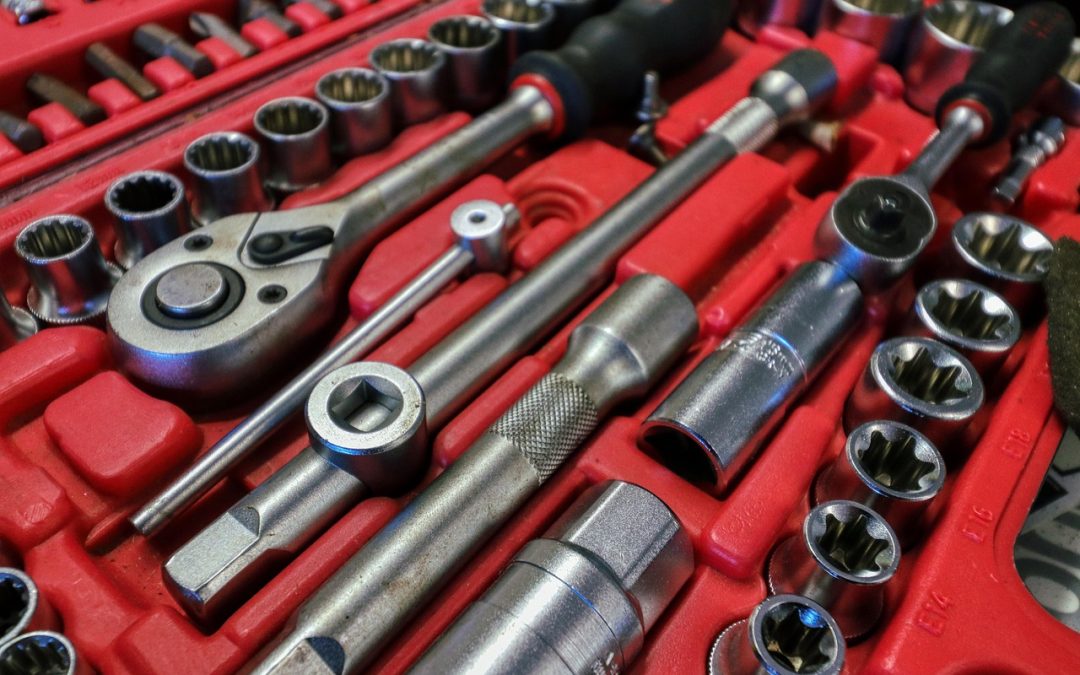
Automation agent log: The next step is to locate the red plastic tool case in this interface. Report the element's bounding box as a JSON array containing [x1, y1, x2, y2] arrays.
[[1, 0, 1078, 673]]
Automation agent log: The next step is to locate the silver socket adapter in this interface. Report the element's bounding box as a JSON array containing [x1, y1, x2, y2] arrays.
[[0, 568, 51, 645], [814, 420, 944, 547], [428, 15, 504, 112], [253, 96, 334, 192], [315, 67, 394, 157], [902, 1, 1013, 115], [105, 170, 192, 269], [819, 0, 922, 65], [950, 212, 1054, 313], [1049, 37, 1080, 126], [845, 336, 985, 446], [0, 631, 79, 675], [481, 0, 556, 62], [15, 215, 122, 326], [768, 500, 900, 640], [184, 131, 274, 225], [369, 39, 449, 127], [708, 594, 845, 675], [410, 480, 694, 675]]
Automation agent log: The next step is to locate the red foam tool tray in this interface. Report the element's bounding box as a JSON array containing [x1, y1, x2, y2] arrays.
[[1, 0, 1079, 673]]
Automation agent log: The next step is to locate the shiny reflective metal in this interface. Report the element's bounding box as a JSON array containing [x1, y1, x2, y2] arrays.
[[369, 39, 448, 126], [315, 68, 393, 157], [248, 274, 698, 675], [993, 117, 1067, 206], [0, 293, 37, 349], [950, 212, 1053, 312], [902, 1, 1012, 114], [0, 568, 50, 645], [642, 261, 861, 494], [253, 96, 334, 192], [708, 594, 845, 675], [844, 336, 985, 445], [189, 12, 259, 58], [411, 480, 693, 675], [133, 23, 215, 77], [1049, 38, 1080, 126], [16, 215, 121, 326], [819, 0, 921, 65], [105, 171, 192, 269], [482, 0, 556, 61], [737, 0, 823, 35], [768, 500, 900, 640], [1, 0, 48, 24], [428, 15, 504, 112], [0, 631, 78, 675], [814, 421, 944, 547], [185, 132, 274, 226]]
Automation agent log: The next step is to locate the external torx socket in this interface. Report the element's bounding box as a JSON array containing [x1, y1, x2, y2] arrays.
[[85, 42, 160, 101], [814, 420, 944, 547], [0, 111, 43, 154], [902, 1, 1013, 115], [184, 131, 274, 225], [369, 39, 449, 126], [950, 212, 1054, 315], [907, 278, 1020, 375], [640, 260, 863, 495], [768, 500, 901, 640], [427, 15, 504, 112], [15, 215, 121, 326], [1049, 38, 1080, 126], [0, 293, 38, 349], [481, 0, 556, 62], [105, 171, 192, 269], [818, 0, 922, 66], [133, 23, 215, 78], [411, 480, 694, 675], [314, 68, 394, 157], [25, 73, 106, 125], [737, 0, 824, 36], [0, 568, 55, 645], [708, 594, 845, 675], [253, 96, 334, 192], [0, 631, 80, 675], [844, 336, 985, 447]]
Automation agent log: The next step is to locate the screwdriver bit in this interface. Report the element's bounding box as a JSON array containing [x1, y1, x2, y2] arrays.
[[993, 116, 1067, 206], [133, 23, 215, 78], [189, 13, 258, 58], [85, 43, 161, 101], [239, 0, 303, 37], [25, 73, 107, 125], [0, 111, 44, 153]]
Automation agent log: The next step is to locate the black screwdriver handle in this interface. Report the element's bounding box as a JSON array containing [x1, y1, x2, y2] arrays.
[[936, 2, 1075, 145], [510, 0, 732, 141]]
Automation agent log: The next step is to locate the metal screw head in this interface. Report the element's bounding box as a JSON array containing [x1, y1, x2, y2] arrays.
[[154, 262, 230, 319]]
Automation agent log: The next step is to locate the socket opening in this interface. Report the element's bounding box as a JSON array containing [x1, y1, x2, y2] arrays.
[[327, 376, 406, 435], [848, 422, 943, 499], [642, 425, 720, 490], [429, 15, 500, 49], [953, 214, 1053, 283], [925, 1, 1012, 49], [0, 633, 72, 675], [752, 597, 842, 674], [185, 133, 259, 174], [482, 0, 552, 25], [917, 279, 1020, 355], [887, 344, 971, 405], [107, 172, 183, 216], [0, 571, 31, 642], [316, 68, 386, 104], [16, 216, 93, 263], [807, 502, 899, 583], [255, 98, 327, 137], [370, 40, 443, 73]]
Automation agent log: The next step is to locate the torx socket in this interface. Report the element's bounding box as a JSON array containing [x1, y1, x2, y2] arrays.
[[0, 111, 44, 153], [85, 42, 160, 101], [0, 631, 81, 675], [640, 260, 862, 495], [253, 96, 334, 192], [105, 171, 192, 269], [189, 13, 258, 59], [428, 15, 504, 112], [411, 480, 693, 675], [768, 500, 901, 640], [184, 131, 274, 225], [481, 0, 556, 62], [1049, 38, 1080, 126], [844, 336, 985, 446], [133, 23, 215, 78], [25, 73, 106, 125], [708, 594, 845, 675], [902, 1, 1013, 115], [950, 212, 1054, 315], [0, 568, 56, 645], [15, 215, 122, 326], [814, 420, 944, 547], [369, 39, 448, 126], [0, 293, 38, 349], [818, 0, 921, 66], [737, 0, 824, 36], [907, 278, 1020, 374], [314, 68, 393, 157]]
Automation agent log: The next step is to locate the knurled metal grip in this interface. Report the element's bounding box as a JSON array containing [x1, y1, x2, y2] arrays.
[[489, 371, 599, 482]]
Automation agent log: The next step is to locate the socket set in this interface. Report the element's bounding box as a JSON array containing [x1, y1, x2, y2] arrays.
[[1, 0, 1079, 673]]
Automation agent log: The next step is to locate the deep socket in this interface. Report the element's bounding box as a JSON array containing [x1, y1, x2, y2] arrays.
[[369, 39, 449, 126], [25, 73, 106, 125], [814, 420, 944, 547], [482, 0, 556, 62], [15, 215, 121, 326], [253, 96, 334, 192], [105, 171, 192, 269], [184, 131, 274, 225], [85, 42, 161, 101], [133, 23, 215, 78], [428, 15, 504, 112], [818, 0, 921, 65], [768, 500, 900, 640], [314, 68, 394, 156], [950, 212, 1053, 314]]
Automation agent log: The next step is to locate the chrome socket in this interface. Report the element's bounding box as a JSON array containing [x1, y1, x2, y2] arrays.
[[0, 293, 37, 349], [768, 500, 900, 640], [15, 215, 121, 326], [902, 1, 1013, 115], [0, 631, 79, 675], [819, 0, 922, 66], [315, 68, 394, 157], [708, 594, 845, 675], [814, 421, 944, 548], [481, 0, 556, 62], [844, 336, 985, 446], [1048, 38, 1080, 126], [950, 212, 1054, 314], [0, 568, 53, 645], [907, 278, 1020, 374], [184, 131, 274, 225], [253, 96, 334, 192], [105, 170, 192, 269], [428, 15, 504, 112], [736, 0, 824, 36], [369, 39, 449, 126]]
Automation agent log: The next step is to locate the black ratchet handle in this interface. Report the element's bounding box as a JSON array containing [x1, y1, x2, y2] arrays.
[[936, 2, 1075, 146], [510, 0, 733, 141]]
